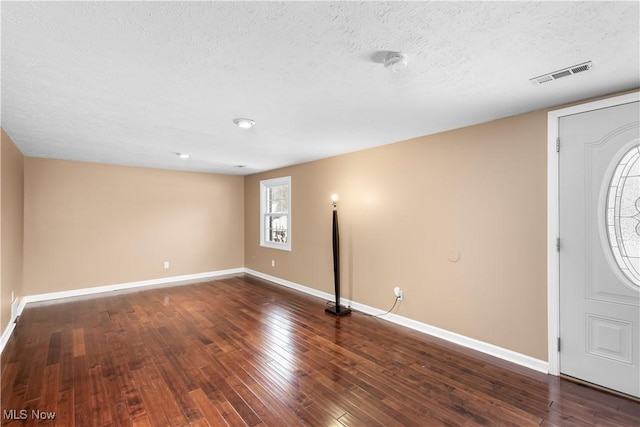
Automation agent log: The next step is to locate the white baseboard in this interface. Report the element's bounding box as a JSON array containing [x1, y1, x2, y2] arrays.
[[245, 269, 337, 302], [20, 268, 244, 307], [244, 269, 549, 374], [2, 267, 549, 374], [0, 297, 21, 354], [0, 268, 244, 355], [355, 303, 549, 374], [0, 319, 17, 355]]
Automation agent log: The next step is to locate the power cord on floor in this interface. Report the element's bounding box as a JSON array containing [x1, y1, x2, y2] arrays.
[[371, 296, 400, 317], [327, 297, 401, 317], [325, 297, 400, 317]]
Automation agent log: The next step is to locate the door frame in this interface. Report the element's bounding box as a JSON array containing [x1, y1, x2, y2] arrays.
[[547, 91, 640, 376]]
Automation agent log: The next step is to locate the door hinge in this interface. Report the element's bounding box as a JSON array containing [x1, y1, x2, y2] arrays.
[[557, 337, 561, 352], [556, 137, 560, 152], [556, 237, 560, 252]]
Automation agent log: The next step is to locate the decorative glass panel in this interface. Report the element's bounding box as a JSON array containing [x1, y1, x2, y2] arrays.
[[606, 144, 640, 289]]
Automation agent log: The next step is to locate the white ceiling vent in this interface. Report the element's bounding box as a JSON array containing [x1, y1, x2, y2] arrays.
[[530, 61, 594, 85]]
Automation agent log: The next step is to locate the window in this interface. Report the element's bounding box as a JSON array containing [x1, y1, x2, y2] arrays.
[[260, 176, 291, 251]]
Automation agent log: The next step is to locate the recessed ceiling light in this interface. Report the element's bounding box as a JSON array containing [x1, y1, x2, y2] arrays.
[[234, 164, 247, 168], [383, 52, 408, 73], [233, 118, 256, 129], [176, 153, 190, 159]]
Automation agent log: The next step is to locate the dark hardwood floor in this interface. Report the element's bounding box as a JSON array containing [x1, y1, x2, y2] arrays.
[[1, 274, 639, 426]]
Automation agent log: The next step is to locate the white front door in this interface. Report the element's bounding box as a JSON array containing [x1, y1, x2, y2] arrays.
[[559, 101, 639, 398]]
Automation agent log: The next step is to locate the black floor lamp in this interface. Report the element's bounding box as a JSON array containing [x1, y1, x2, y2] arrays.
[[325, 194, 351, 316]]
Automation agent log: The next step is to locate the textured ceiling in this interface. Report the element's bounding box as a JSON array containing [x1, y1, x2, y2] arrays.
[[2, 1, 639, 175]]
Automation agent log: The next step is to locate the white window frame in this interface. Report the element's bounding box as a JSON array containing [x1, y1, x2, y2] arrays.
[[260, 176, 291, 251]]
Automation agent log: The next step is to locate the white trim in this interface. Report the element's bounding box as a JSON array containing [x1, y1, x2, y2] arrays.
[[0, 319, 17, 355], [245, 269, 548, 374], [20, 268, 244, 306], [245, 268, 336, 302], [1, 296, 24, 354], [547, 108, 561, 376], [11, 298, 18, 321], [546, 91, 640, 376]]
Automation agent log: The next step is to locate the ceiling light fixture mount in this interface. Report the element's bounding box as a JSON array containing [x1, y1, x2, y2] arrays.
[[176, 152, 190, 159], [383, 52, 408, 73], [233, 118, 256, 129]]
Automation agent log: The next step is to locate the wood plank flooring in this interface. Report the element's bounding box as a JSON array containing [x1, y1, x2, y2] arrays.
[[2, 274, 639, 426]]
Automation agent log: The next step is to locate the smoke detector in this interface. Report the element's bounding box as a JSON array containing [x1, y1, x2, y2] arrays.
[[530, 61, 594, 85]]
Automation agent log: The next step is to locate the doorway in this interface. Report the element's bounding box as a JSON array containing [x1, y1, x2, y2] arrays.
[[548, 92, 639, 398]]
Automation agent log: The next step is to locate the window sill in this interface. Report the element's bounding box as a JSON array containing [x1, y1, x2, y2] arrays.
[[260, 242, 291, 252]]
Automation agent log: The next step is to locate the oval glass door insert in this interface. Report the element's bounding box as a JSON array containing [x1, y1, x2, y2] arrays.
[[605, 144, 640, 290]]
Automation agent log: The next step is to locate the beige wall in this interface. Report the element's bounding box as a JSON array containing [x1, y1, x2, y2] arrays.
[[24, 158, 244, 295], [9, 89, 637, 360], [245, 111, 548, 360], [1, 129, 25, 333]]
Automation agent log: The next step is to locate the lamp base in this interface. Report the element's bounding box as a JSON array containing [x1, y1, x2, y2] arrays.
[[325, 305, 352, 316]]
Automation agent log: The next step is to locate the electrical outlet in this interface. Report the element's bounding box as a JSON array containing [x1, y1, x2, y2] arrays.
[[163, 261, 170, 269], [271, 260, 275, 267], [11, 291, 15, 302], [393, 286, 404, 300]]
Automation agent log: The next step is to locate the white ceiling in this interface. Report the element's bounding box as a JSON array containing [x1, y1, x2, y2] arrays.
[[2, 1, 639, 175]]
